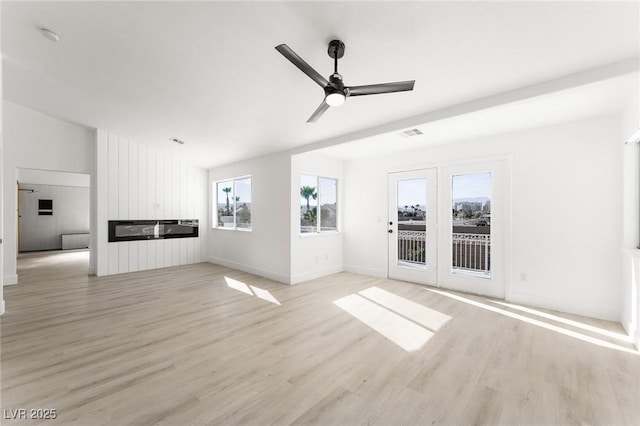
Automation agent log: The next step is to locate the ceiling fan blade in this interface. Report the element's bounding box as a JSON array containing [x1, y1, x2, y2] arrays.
[[275, 44, 329, 88], [307, 100, 330, 123], [347, 80, 415, 97]]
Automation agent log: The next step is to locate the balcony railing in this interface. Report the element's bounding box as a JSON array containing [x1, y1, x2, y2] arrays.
[[397, 230, 427, 265], [451, 233, 491, 275], [397, 230, 491, 275]]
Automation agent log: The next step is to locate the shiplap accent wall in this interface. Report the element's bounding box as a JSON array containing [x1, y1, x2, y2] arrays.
[[96, 129, 207, 276]]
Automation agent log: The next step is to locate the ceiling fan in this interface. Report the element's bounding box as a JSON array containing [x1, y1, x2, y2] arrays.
[[275, 40, 415, 123]]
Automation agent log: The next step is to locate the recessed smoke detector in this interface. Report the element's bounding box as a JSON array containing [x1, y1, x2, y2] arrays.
[[39, 28, 59, 42], [400, 128, 423, 137], [169, 137, 185, 145]]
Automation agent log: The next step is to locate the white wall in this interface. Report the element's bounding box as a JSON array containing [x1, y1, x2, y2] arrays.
[[208, 152, 291, 283], [342, 116, 622, 321], [18, 183, 90, 252], [621, 74, 640, 347], [18, 169, 90, 187], [3, 101, 95, 284], [95, 130, 208, 276], [1, 8, 4, 313], [290, 152, 344, 284]]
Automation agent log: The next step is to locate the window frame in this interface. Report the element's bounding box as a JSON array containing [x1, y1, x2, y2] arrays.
[[213, 175, 252, 231], [299, 174, 339, 236]]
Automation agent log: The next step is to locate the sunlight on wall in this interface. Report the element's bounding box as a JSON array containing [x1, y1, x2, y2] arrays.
[[333, 287, 451, 352], [490, 300, 632, 343], [224, 276, 281, 305], [427, 288, 639, 356]]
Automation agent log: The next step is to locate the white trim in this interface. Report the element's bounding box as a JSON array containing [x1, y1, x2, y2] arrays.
[[207, 256, 290, 284], [623, 321, 639, 350], [0, 300, 5, 315], [343, 265, 387, 278], [290, 265, 343, 285], [3, 274, 18, 285], [298, 230, 341, 238], [509, 290, 620, 322]]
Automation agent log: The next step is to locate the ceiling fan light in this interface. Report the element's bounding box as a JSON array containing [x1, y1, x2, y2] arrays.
[[326, 91, 346, 107]]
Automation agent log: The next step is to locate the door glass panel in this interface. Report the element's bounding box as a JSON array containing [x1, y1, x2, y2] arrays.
[[451, 172, 491, 278], [397, 178, 427, 269]]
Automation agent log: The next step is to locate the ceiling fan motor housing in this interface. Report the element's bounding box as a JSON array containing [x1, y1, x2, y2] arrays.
[[328, 73, 345, 92]]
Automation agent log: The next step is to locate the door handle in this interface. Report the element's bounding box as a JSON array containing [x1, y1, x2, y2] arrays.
[[388, 229, 393, 233]]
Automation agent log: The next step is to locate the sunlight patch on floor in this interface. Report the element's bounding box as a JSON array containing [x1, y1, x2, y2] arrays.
[[224, 276, 281, 305], [334, 293, 433, 352], [426, 288, 638, 355], [358, 286, 451, 331], [250, 285, 281, 305], [333, 287, 451, 352]]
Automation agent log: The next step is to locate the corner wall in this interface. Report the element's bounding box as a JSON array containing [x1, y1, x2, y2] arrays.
[[343, 115, 623, 321], [2, 101, 95, 285], [208, 152, 291, 283], [95, 130, 208, 276], [621, 72, 640, 347]]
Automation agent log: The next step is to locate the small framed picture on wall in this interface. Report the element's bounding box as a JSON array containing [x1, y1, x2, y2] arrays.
[[38, 199, 53, 215]]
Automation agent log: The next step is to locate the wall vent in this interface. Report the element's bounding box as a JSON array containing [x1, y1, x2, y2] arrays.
[[400, 128, 423, 137]]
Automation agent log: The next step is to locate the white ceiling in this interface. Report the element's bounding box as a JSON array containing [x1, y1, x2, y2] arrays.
[[317, 73, 639, 160], [2, 1, 639, 169]]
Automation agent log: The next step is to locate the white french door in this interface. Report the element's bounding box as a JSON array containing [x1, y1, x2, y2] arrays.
[[388, 160, 507, 299], [388, 169, 437, 285]]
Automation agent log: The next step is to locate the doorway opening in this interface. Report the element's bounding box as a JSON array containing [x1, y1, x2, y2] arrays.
[[17, 169, 91, 280]]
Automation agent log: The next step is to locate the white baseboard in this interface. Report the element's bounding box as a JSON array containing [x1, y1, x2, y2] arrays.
[[508, 290, 619, 322], [207, 256, 290, 284], [0, 300, 5, 315], [3, 274, 18, 286], [290, 265, 344, 285], [343, 265, 387, 278]]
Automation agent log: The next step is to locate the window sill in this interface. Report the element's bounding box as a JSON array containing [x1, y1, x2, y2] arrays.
[[213, 227, 252, 232], [298, 231, 341, 238]]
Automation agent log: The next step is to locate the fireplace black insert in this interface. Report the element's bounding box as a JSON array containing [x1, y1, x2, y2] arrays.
[[108, 219, 199, 242]]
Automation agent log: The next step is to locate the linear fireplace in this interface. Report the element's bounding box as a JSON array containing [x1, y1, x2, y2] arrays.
[[108, 220, 199, 242]]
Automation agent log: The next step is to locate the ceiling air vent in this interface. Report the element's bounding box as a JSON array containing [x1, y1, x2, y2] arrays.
[[169, 137, 185, 145], [400, 128, 423, 137]]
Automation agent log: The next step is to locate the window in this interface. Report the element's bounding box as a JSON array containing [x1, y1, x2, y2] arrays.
[[300, 175, 338, 234], [215, 176, 251, 230]]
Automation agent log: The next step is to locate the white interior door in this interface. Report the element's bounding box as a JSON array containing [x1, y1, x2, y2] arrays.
[[437, 160, 506, 298], [388, 169, 437, 285]]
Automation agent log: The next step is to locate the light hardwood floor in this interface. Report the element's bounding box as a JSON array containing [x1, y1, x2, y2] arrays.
[[1, 251, 638, 425]]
